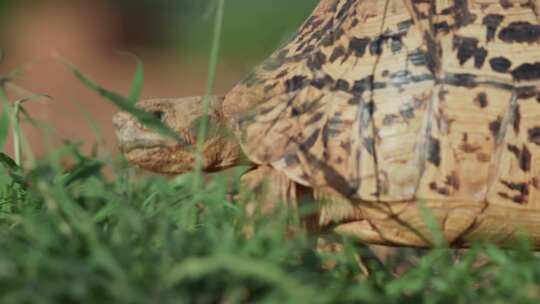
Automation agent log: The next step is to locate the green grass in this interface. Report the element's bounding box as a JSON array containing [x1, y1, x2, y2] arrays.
[[2, 115, 540, 303], [2, 82, 540, 304], [2, 1, 540, 303]]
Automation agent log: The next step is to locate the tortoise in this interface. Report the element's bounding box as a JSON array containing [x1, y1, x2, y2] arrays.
[[113, 0, 540, 249]]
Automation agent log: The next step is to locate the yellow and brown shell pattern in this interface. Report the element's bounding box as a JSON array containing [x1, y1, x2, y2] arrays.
[[223, 0, 540, 207]]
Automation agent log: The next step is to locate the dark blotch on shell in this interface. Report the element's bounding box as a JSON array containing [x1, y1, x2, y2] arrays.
[[300, 129, 320, 150], [482, 14, 505, 42], [520, 146, 532, 172], [434, 21, 451, 34], [444, 73, 478, 88], [489, 57, 512, 73], [507, 144, 532, 172], [511, 63, 540, 81], [445, 172, 460, 190], [516, 86, 538, 99], [329, 46, 346, 63], [499, 0, 513, 9], [409, 49, 428, 66], [349, 37, 371, 57], [334, 79, 350, 91], [452, 36, 486, 68], [498, 22, 540, 43], [399, 104, 415, 120], [369, 37, 384, 56], [424, 32, 442, 75], [353, 75, 387, 95], [397, 19, 414, 33], [489, 117, 502, 138], [307, 51, 326, 71], [474, 92, 488, 108], [427, 136, 441, 167], [529, 127, 540, 145], [513, 104, 521, 133], [310, 78, 326, 89], [306, 112, 324, 125], [501, 180, 530, 203], [285, 75, 307, 92]]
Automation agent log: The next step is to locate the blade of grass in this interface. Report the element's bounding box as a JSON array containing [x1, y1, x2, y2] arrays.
[[13, 94, 51, 105], [193, 0, 225, 190], [417, 200, 447, 248], [0, 152, 26, 186], [0, 83, 10, 154], [12, 101, 21, 166], [1, 78, 54, 163], [0, 94, 9, 152], [127, 54, 144, 103], [16, 105, 59, 168], [10, 95, 47, 167], [60, 159, 104, 186], [0, 152, 19, 171], [61, 59, 180, 141], [12, 94, 50, 166]]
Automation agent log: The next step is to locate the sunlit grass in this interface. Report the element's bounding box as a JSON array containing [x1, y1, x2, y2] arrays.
[[2, 1, 540, 303]]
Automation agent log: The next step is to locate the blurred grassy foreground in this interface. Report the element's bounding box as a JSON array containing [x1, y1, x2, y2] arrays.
[[2, 1, 540, 303]]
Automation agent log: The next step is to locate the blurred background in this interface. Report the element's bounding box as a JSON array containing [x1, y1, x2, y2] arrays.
[[0, 0, 318, 159]]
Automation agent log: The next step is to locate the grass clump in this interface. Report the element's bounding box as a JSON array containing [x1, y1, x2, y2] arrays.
[[2, 1, 540, 303], [1, 115, 540, 303]]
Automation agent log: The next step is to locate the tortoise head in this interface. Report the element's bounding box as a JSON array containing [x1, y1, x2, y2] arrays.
[[112, 96, 244, 174]]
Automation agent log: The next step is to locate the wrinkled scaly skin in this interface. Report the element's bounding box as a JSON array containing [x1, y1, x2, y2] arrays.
[[113, 96, 244, 174], [115, 0, 540, 249]]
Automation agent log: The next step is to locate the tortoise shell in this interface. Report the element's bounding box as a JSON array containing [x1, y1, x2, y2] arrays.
[[222, 0, 540, 246]]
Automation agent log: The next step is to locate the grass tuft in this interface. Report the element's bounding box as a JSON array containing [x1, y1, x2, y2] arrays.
[[1, 1, 540, 303], [193, 0, 226, 192]]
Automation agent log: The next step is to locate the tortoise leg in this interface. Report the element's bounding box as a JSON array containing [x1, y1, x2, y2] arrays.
[[239, 165, 319, 234], [239, 166, 391, 274], [239, 165, 299, 216], [314, 191, 404, 272]]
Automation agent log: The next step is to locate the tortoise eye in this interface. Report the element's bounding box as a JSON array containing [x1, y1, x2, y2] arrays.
[[152, 111, 166, 121]]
